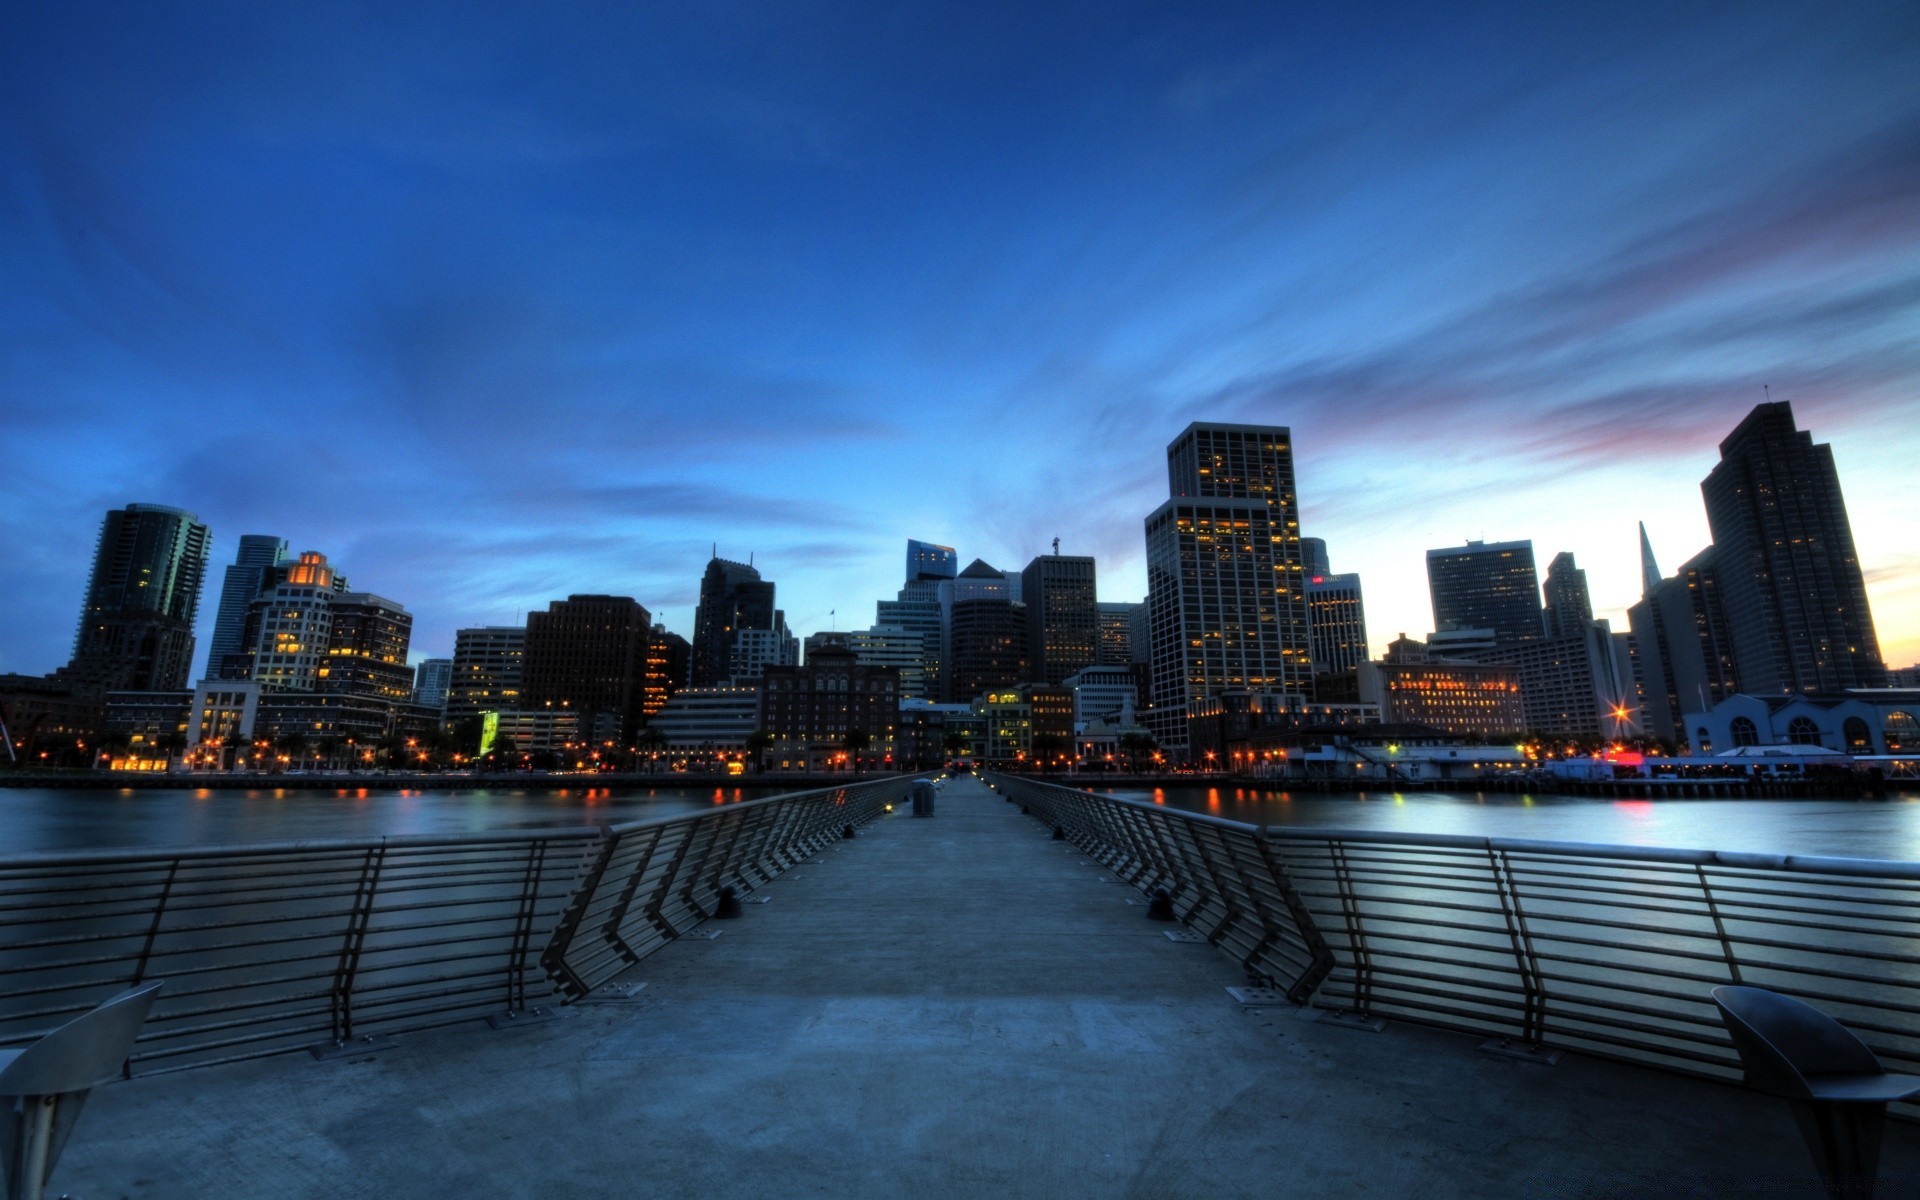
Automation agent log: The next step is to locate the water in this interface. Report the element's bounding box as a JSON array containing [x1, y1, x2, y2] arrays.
[[1092, 784, 1920, 861], [0, 784, 783, 856]]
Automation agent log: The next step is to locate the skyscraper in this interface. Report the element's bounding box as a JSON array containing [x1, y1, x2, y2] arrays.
[[691, 557, 784, 687], [206, 535, 289, 677], [1629, 544, 1741, 745], [1095, 602, 1139, 666], [948, 595, 1028, 702], [1144, 423, 1311, 754], [317, 593, 415, 701], [1021, 552, 1097, 686], [1300, 537, 1330, 578], [521, 595, 653, 741], [447, 626, 525, 721], [642, 624, 690, 721], [906, 539, 958, 583], [1426, 540, 1543, 646], [1701, 401, 1884, 693], [1306, 570, 1369, 678], [62, 503, 211, 694], [1541, 552, 1593, 639], [413, 658, 453, 711]]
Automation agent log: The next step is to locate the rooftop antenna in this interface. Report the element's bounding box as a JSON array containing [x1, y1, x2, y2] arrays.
[[1764, 383, 1772, 403], [1052, 537, 1060, 556]]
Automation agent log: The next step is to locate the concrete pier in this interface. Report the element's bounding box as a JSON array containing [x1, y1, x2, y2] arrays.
[[52, 777, 1920, 1197]]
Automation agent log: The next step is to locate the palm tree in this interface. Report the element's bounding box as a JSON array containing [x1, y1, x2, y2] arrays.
[[745, 730, 777, 773], [274, 732, 308, 772], [1119, 732, 1158, 774], [842, 729, 872, 775], [1030, 732, 1070, 773], [154, 731, 187, 768], [634, 727, 668, 773]]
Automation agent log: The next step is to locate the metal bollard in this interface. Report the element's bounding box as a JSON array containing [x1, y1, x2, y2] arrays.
[[714, 885, 742, 919], [1146, 887, 1176, 921]]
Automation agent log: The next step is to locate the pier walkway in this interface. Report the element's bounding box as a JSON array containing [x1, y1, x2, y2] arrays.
[[51, 777, 1920, 1197]]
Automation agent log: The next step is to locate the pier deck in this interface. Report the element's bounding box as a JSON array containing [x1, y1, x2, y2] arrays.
[[52, 777, 1920, 1198]]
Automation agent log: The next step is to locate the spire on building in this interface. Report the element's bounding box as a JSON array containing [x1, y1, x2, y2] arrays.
[[1638, 522, 1662, 596]]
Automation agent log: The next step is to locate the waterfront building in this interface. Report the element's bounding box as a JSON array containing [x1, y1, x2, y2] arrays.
[[642, 624, 690, 721], [1684, 690, 1920, 756], [317, 593, 415, 702], [648, 686, 760, 752], [1306, 566, 1369, 679], [61, 503, 212, 696], [974, 690, 1033, 764], [447, 626, 525, 722], [1425, 539, 1541, 646], [205, 535, 289, 677], [487, 709, 583, 755], [1095, 602, 1138, 666], [1143, 423, 1312, 756], [757, 643, 899, 770], [1188, 691, 1383, 765], [691, 557, 782, 687], [100, 690, 193, 765], [1353, 656, 1524, 737], [412, 658, 453, 711], [521, 595, 652, 742], [1062, 664, 1139, 726], [0, 674, 101, 753], [241, 552, 344, 693], [1702, 401, 1885, 693], [1022, 552, 1098, 686]]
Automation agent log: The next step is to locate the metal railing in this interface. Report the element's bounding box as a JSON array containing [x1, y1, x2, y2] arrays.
[[0, 776, 913, 1076], [986, 773, 1920, 1088]]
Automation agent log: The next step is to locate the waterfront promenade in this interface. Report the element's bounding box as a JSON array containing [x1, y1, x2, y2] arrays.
[[49, 777, 1920, 1197]]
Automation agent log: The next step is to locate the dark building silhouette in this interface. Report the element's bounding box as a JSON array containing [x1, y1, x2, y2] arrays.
[[1541, 552, 1593, 639], [1701, 401, 1884, 693], [205, 535, 289, 678], [643, 623, 690, 721], [948, 593, 1029, 702], [1628, 543, 1741, 745], [1426, 540, 1542, 646], [758, 641, 899, 770], [691, 557, 781, 686], [521, 595, 652, 741], [906, 539, 958, 583], [1021, 552, 1097, 686], [61, 504, 211, 695], [1300, 537, 1330, 578]]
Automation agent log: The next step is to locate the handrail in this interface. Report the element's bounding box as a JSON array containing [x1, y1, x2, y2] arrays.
[[989, 772, 1920, 1097], [0, 774, 916, 1076]]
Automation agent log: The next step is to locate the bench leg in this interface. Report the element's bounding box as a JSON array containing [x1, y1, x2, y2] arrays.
[[1788, 1098, 1886, 1197]]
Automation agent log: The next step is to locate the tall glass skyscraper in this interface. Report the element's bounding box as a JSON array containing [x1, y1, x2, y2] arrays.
[[906, 539, 957, 583], [1702, 402, 1884, 693], [63, 503, 211, 693], [206, 534, 290, 678]]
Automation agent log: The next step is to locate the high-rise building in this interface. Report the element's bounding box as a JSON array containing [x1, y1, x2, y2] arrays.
[[947, 571, 1029, 703], [1021, 552, 1097, 686], [239, 551, 339, 693], [907, 539, 958, 583], [1096, 602, 1138, 666], [1306, 573, 1368, 679], [691, 557, 785, 687], [1628, 545, 1741, 746], [1426, 540, 1542, 646], [642, 624, 690, 721], [1701, 401, 1884, 693], [521, 595, 653, 742], [205, 535, 288, 677], [939, 559, 1017, 699], [728, 623, 798, 683], [844, 626, 931, 700], [412, 658, 453, 711], [61, 503, 211, 695], [1143, 423, 1311, 754], [318, 594, 415, 702], [758, 642, 900, 770], [1541, 551, 1594, 639], [1300, 537, 1330, 578], [447, 626, 525, 721]]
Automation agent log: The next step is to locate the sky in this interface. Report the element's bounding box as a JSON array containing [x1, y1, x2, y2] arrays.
[[3, 0, 1918, 675]]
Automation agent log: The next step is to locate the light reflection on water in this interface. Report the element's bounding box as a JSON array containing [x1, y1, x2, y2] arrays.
[[1093, 785, 1920, 861], [0, 786, 785, 855]]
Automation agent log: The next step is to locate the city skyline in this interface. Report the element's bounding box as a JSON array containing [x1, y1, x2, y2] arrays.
[[3, 3, 1918, 673]]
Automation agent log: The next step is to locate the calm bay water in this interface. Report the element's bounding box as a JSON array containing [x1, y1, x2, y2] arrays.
[[4, 781, 1919, 862], [1098, 784, 1920, 861], [0, 784, 781, 856]]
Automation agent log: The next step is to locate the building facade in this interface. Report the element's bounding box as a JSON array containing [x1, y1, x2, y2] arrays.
[[1306, 570, 1369, 679], [447, 626, 525, 722], [205, 535, 289, 678], [648, 685, 760, 751], [1354, 654, 1525, 737], [1701, 401, 1885, 694], [1628, 545, 1741, 745], [412, 658, 453, 711], [691, 557, 782, 687], [521, 595, 653, 742], [1686, 691, 1920, 757], [947, 595, 1028, 703], [62, 503, 212, 695], [1425, 539, 1542, 646], [1021, 553, 1098, 686], [757, 644, 899, 770], [1095, 602, 1138, 666]]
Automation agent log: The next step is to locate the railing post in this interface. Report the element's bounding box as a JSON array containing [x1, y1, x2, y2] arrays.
[[129, 859, 179, 987], [1253, 832, 1337, 1003], [505, 839, 547, 1013], [1697, 865, 1743, 985], [599, 826, 668, 961], [1330, 841, 1374, 1017], [1489, 848, 1545, 1047], [328, 845, 386, 1044], [540, 829, 622, 998]]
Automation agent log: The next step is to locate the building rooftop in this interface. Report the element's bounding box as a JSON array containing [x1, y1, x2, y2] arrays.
[[46, 778, 1920, 1198]]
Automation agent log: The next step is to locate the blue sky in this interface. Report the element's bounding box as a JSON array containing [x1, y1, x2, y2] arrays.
[[3, 0, 1918, 673]]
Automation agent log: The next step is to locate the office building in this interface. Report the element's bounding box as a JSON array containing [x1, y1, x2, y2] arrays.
[[317, 593, 415, 702], [521, 595, 653, 742], [447, 626, 525, 721], [1095, 602, 1138, 666], [205, 535, 289, 677], [642, 624, 690, 721], [1426, 540, 1542, 646], [907, 539, 958, 583], [1305, 549, 1369, 679], [1541, 552, 1593, 639], [840, 626, 930, 700], [412, 659, 453, 711], [758, 642, 899, 770], [648, 685, 760, 751], [728, 623, 798, 682], [1300, 537, 1330, 578], [691, 557, 782, 687], [947, 588, 1028, 703], [1143, 423, 1311, 755], [241, 551, 343, 693], [1022, 552, 1098, 686], [1063, 664, 1138, 726], [1628, 544, 1741, 746], [61, 503, 212, 695], [1354, 649, 1524, 738], [1702, 401, 1885, 693]]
